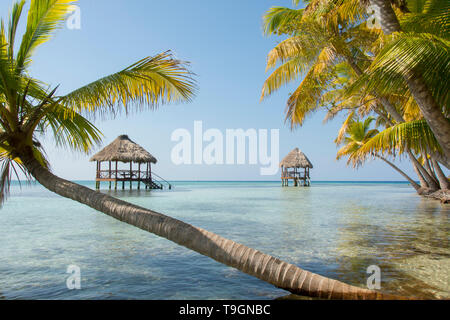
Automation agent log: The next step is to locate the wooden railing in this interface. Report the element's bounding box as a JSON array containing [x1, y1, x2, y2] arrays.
[[152, 171, 172, 189], [281, 172, 307, 178], [97, 170, 151, 180], [96, 170, 172, 189]]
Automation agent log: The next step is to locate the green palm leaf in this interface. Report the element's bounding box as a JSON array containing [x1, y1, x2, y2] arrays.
[[347, 33, 450, 113], [357, 119, 443, 158], [285, 64, 334, 127], [42, 105, 103, 153], [16, 0, 76, 72], [263, 6, 305, 36], [261, 56, 307, 100], [401, 0, 450, 38], [7, 0, 26, 60], [60, 51, 196, 117]]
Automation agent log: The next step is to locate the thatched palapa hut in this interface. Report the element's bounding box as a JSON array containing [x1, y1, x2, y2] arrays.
[[280, 148, 313, 187], [90, 135, 171, 190]]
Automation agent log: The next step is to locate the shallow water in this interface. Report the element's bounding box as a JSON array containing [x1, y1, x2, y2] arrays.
[[0, 181, 448, 299]]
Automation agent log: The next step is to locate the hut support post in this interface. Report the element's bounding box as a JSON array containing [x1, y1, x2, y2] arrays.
[[96, 162, 100, 190], [115, 161, 118, 190], [109, 161, 112, 189], [130, 162, 132, 190], [138, 163, 141, 190]]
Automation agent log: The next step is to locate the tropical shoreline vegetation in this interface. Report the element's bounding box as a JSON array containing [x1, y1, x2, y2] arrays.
[[0, 0, 448, 300], [261, 0, 449, 203]]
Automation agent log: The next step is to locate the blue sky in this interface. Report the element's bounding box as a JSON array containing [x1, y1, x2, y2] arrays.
[[2, 0, 440, 181]]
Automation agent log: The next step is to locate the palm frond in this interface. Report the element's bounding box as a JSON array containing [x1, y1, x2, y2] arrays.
[[285, 64, 334, 127], [401, 0, 450, 38], [16, 0, 77, 72], [265, 32, 324, 70], [60, 51, 196, 118], [335, 110, 355, 145], [7, 0, 26, 60], [348, 33, 450, 112], [261, 56, 307, 100], [42, 105, 103, 153], [0, 144, 33, 206], [263, 6, 304, 36], [357, 119, 443, 158]]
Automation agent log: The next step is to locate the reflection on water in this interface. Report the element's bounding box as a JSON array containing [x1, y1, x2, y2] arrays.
[[331, 199, 449, 299], [0, 181, 448, 299]]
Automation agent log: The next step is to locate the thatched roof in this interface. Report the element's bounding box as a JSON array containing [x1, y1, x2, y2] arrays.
[[90, 135, 157, 164], [280, 148, 313, 168]]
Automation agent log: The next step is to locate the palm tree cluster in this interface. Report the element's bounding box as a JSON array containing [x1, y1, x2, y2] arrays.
[[262, 0, 449, 195]]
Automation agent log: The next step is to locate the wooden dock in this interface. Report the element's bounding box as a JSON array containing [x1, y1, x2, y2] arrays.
[[281, 171, 311, 187], [95, 168, 171, 190]]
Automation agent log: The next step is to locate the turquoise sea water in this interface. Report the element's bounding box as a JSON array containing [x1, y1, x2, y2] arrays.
[[0, 181, 449, 300]]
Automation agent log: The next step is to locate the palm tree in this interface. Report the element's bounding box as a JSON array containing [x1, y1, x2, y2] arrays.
[[0, 0, 401, 299], [336, 115, 420, 189], [351, 0, 450, 168], [261, 0, 447, 192], [355, 119, 449, 190]]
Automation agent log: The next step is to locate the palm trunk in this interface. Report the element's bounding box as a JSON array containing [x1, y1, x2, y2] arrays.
[[405, 74, 450, 168], [369, 0, 450, 168], [17, 147, 405, 300], [423, 156, 439, 186], [407, 150, 440, 190], [408, 152, 429, 189], [431, 159, 450, 190], [430, 152, 449, 170], [411, 160, 429, 189], [375, 155, 420, 190], [369, 0, 401, 34]]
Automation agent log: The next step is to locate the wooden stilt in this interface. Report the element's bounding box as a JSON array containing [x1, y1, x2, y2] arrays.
[[130, 162, 132, 190], [96, 161, 100, 190], [138, 163, 141, 190]]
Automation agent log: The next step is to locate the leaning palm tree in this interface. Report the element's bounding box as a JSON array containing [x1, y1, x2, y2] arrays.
[[1, 0, 406, 299]]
